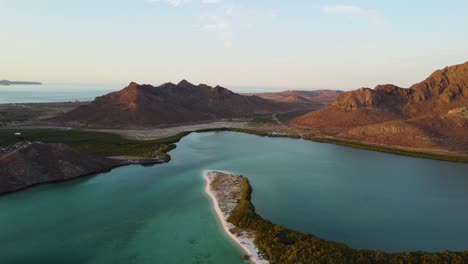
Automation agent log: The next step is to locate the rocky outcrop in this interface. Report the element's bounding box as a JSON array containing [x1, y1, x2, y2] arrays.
[[448, 107, 468, 118], [333, 88, 383, 110], [410, 63, 468, 103], [49, 80, 294, 128], [0, 142, 120, 194]]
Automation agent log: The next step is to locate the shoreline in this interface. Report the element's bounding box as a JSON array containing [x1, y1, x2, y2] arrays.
[[2, 124, 468, 163], [0, 157, 164, 196], [203, 170, 268, 264], [1, 126, 466, 195], [223, 173, 468, 263], [196, 127, 468, 163]]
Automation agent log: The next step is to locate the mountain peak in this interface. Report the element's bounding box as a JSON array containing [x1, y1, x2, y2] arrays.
[[177, 79, 194, 87], [410, 61, 468, 103], [291, 62, 468, 152], [213, 85, 234, 95], [50, 80, 286, 128], [126, 82, 141, 89]]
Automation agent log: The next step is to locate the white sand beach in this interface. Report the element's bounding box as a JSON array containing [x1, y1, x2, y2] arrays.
[[203, 170, 269, 264]]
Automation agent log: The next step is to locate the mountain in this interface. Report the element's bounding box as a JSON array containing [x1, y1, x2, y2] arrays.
[[0, 80, 42, 86], [0, 142, 119, 194], [292, 62, 468, 152], [50, 80, 296, 128], [244, 90, 343, 108]]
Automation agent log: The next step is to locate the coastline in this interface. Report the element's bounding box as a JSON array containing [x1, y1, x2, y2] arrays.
[[3, 122, 468, 163], [224, 173, 468, 263], [2, 129, 468, 262], [1, 126, 466, 195], [203, 170, 269, 264], [196, 128, 468, 163], [0, 156, 164, 196]]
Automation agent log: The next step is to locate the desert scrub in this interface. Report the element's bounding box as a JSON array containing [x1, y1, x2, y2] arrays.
[[0, 129, 189, 160], [308, 137, 468, 163]]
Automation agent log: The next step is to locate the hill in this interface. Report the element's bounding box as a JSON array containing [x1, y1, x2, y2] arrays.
[[0, 142, 119, 194], [50, 80, 296, 128], [292, 62, 468, 152], [245, 90, 343, 108]]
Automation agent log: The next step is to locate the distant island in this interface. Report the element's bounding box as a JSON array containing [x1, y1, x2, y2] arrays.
[[0, 80, 42, 86]]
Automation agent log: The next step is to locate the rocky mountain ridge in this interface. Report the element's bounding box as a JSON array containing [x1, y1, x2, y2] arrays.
[[292, 62, 468, 152], [50, 80, 298, 128]]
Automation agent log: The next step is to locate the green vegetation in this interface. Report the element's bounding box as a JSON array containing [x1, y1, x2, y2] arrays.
[[197, 127, 468, 162], [1, 127, 465, 163], [228, 177, 468, 264], [0, 129, 190, 161], [1, 127, 467, 262], [308, 137, 468, 163], [250, 115, 275, 124]]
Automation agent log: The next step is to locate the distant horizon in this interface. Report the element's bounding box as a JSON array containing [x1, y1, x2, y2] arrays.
[[0, 82, 345, 94], [1, 59, 465, 93], [2, 1, 468, 90]]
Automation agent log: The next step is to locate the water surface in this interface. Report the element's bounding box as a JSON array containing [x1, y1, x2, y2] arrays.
[[1, 132, 468, 263], [0, 84, 116, 103]]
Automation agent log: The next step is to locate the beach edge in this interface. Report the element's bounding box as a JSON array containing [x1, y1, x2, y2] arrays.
[[203, 170, 268, 264]]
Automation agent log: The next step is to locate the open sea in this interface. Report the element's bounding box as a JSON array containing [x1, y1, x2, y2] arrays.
[[0, 84, 315, 104], [0, 84, 118, 104]]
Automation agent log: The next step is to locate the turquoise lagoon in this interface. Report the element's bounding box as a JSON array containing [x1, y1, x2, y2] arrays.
[[1, 132, 468, 263]]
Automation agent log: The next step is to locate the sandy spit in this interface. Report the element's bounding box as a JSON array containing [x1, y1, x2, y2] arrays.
[[203, 170, 269, 264]]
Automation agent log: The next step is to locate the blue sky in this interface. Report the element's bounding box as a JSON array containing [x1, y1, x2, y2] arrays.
[[1, 0, 468, 90]]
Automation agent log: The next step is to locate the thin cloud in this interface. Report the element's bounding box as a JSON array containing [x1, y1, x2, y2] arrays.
[[203, 23, 227, 31], [150, 0, 279, 47], [201, 0, 219, 4], [198, 5, 279, 46], [322, 4, 368, 15], [148, 0, 220, 7], [200, 14, 228, 31], [321, 4, 382, 24]]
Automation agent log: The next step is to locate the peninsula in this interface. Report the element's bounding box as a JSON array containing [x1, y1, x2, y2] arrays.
[[206, 171, 468, 264], [0, 80, 42, 86], [204, 170, 268, 264]]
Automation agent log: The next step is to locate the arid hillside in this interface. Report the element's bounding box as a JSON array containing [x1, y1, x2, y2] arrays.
[[245, 90, 343, 108], [0, 142, 119, 194], [292, 62, 468, 152], [50, 80, 303, 128]]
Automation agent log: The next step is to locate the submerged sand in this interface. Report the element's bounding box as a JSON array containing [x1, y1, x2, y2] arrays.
[[203, 170, 269, 264]]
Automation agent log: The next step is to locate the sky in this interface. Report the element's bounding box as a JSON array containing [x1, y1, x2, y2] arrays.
[[1, 0, 468, 91]]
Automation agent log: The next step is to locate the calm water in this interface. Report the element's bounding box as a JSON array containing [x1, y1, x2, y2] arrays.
[[0, 84, 284, 104], [1, 132, 468, 263], [0, 84, 116, 103]]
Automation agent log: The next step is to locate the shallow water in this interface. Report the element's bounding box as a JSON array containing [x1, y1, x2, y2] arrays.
[[1, 132, 468, 263]]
